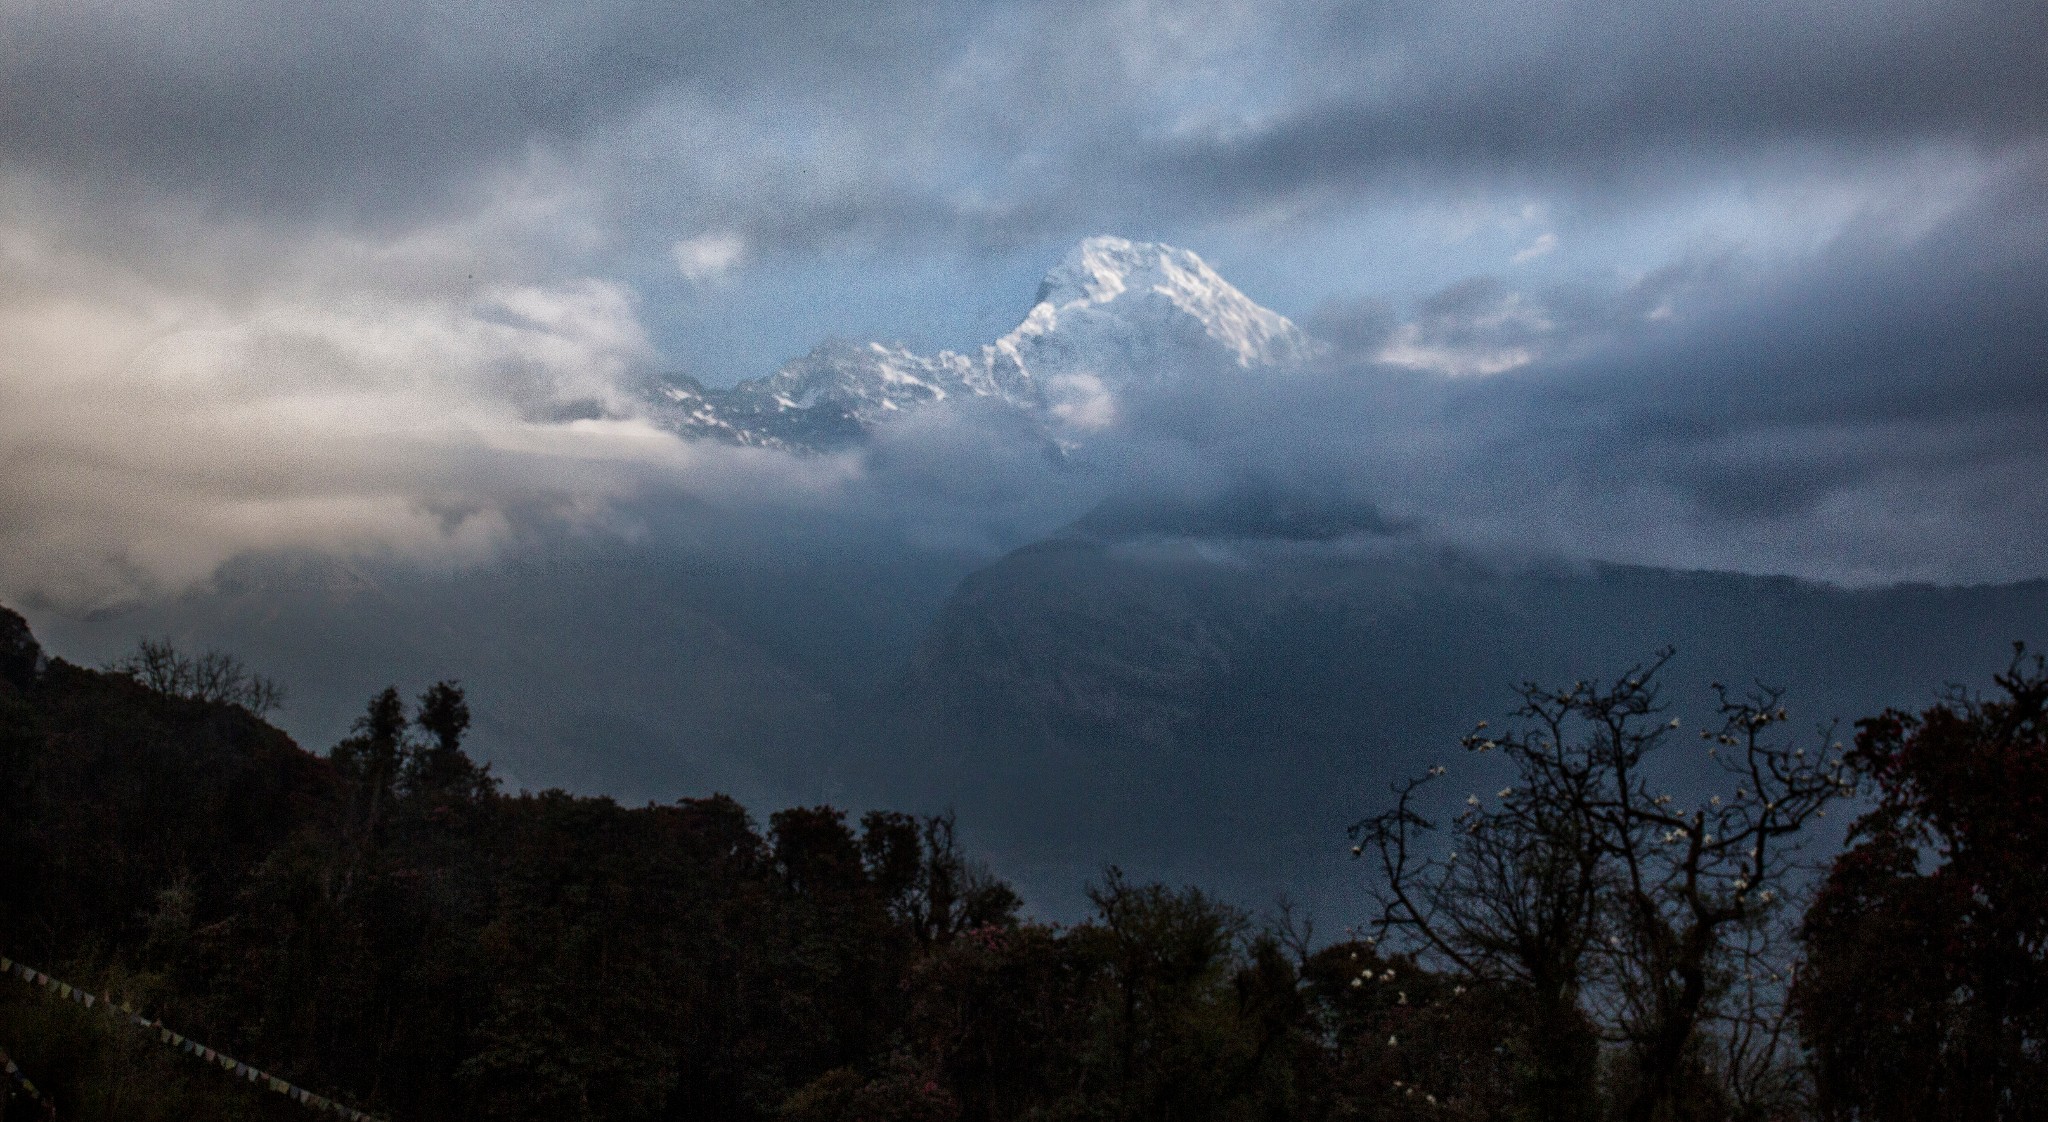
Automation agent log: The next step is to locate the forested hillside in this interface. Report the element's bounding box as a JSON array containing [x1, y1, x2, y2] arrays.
[[2, 604, 2042, 1121]]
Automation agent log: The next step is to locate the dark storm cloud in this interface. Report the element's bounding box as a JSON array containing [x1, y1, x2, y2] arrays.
[[1526, 160, 2048, 437], [10, 0, 2038, 262], [1160, 0, 2048, 207], [0, 0, 983, 222], [2, 0, 2043, 603], [1096, 157, 2048, 583], [3, 0, 2039, 252]]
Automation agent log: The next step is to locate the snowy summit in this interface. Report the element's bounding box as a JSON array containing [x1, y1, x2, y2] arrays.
[[654, 236, 1319, 450]]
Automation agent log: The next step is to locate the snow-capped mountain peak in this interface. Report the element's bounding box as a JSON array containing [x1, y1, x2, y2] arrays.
[[655, 236, 1319, 449], [1019, 236, 1318, 370]]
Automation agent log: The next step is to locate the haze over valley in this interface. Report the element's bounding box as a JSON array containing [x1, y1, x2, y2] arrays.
[[18, 235, 2047, 915], [4, 0, 2044, 916], [5, 4, 2047, 1116]]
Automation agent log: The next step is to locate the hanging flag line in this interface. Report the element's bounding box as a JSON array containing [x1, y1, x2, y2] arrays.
[[0, 954, 387, 1122], [1, 1042, 58, 1118]]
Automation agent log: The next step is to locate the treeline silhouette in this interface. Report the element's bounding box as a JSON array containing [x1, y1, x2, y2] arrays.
[[0, 603, 2041, 1121]]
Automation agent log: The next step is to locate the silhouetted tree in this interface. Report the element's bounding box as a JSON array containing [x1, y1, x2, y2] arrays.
[[861, 812, 1019, 947], [330, 687, 404, 839], [1063, 869, 1276, 1120], [1355, 652, 1851, 1121], [0, 606, 39, 691], [404, 681, 494, 804], [1795, 645, 2048, 1120], [1297, 939, 1524, 1121], [106, 638, 284, 716]]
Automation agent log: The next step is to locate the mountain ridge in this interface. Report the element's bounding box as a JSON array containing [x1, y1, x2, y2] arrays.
[[653, 236, 1319, 450]]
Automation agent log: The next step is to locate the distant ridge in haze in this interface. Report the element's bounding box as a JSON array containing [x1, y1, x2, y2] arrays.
[[20, 233, 2048, 921], [877, 509, 2048, 916]]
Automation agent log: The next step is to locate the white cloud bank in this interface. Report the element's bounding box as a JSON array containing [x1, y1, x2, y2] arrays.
[[673, 232, 748, 282], [0, 208, 850, 609]]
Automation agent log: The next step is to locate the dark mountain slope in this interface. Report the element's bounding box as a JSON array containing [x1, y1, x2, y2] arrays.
[[876, 528, 2048, 917], [23, 524, 987, 810], [0, 609, 336, 961]]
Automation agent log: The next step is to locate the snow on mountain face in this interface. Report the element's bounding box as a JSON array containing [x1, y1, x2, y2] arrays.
[[1010, 236, 1319, 373], [656, 236, 1319, 450]]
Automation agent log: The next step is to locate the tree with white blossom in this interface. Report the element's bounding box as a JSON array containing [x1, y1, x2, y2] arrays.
[[1352, 649, 1852, 1122]]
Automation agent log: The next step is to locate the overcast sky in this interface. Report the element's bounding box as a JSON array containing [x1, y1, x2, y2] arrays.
[[2, 0, 2044, 604]]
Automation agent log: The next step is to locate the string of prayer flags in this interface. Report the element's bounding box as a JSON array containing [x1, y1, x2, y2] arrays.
[[2, 952, 386, 1122], [0, 1043, 57, 1118]]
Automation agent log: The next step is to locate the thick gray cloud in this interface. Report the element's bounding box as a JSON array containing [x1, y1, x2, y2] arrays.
[[1161, 0, 2048, 207], [5, 0, 2039, 244], [0, 0, 2042, 607], [0, 0, 986, 222], [1097, 154, 2048, 584]]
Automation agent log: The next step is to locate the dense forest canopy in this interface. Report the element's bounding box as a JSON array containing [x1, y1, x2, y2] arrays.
[[1, 603, 2042, 1120]]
